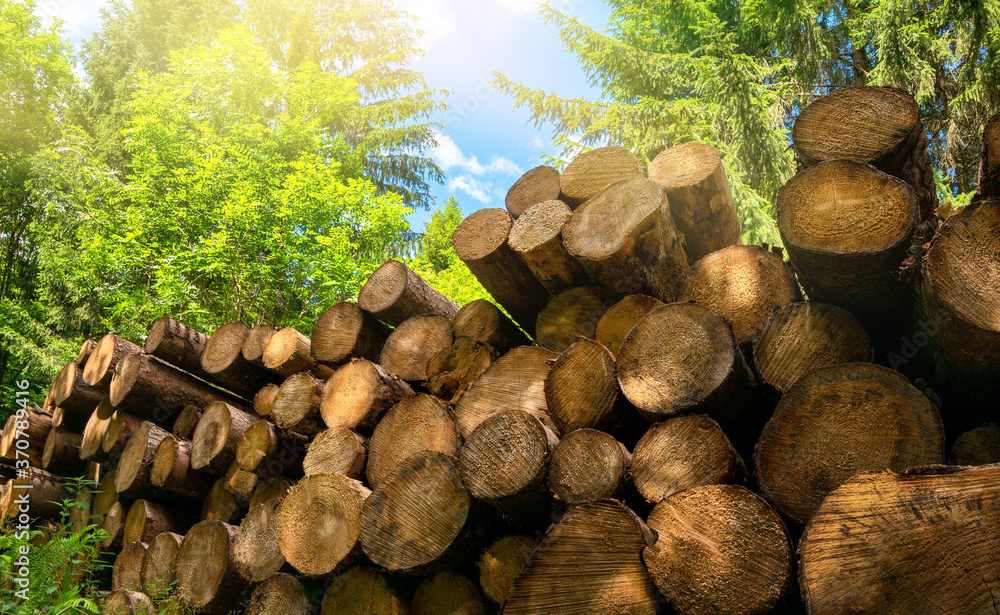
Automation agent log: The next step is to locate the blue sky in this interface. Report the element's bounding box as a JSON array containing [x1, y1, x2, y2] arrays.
[[33, 0, 614, 232]]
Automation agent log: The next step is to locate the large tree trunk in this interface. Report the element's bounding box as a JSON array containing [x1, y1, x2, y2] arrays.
[[270, 373, 326, 436], [115, 421, 173, 500], [175, 520, 249, 614], [505, 165, 561, 218], [200, 322, 283, 399], [320, 359, 413, 435], [508, 199, 589, 294], [191, 401, 262, 476], [594, 294, 664, 356], [246, 573, 312, 615], [83, 333, 141, 389], [144, 316, 209, 376], [379, 315, 454, 382], [311, 302, 388, 366], [358, 260, 459, 326], [548, 428, 630, 505], [452, 298, 529, 353], [52, 362, 105, 414], [558, 145, 644, 207], [535, 287, 607, 353], [411, 572, 485, 615], [476, 535, 536, 605], [150, 435, 215, 500], [366, 393, 460, 489], [233, 499, 286, 582], [302, 428, 367, 480], [263, 327, 333, 379], [544, 338, 619, 434]]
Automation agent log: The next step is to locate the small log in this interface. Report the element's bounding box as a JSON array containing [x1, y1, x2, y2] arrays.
[[242, 323, 279, 366], [477, 535, 536, 605], [144, 315, 209, 376], [115, 421, 172, 500], [800, 465, 1000, 615], [452, 299, 529, 352], [270, 373, 326, 436], [83, 333, 140, 389], [263, 327, 333, 379], [1, 407, 51, 458], [141, 531, 183, 599], [453, 346, 558, 438], [425, 336, 496, 403], [93, 469, 119, 519], [201, 479, 239, 523], [236, 419, 307, 477], [411, 572, 485, 615], [643, 485, 793, 615], [79, 406, 111, 461], [112, 541, 147, 592], [503, 500, 657, 615], [76, 338, 97, 368], [49, 405, 89, 432], [753, 302, 871, 395], [558, 145, 644, 206], [223, 460, 259, 500], [42, 427, 85, 475], [631, 415, 743, 505], [648, 142, 742, 262], [302, 428, 367, 480], [104, 590, 156, 614], [359, 260, 459, 326], [253, 384, 279, 418], [246, 573, 311, 615], [3, 467, 69, 521], [150, 435, 214, 499], [545, 338, 618, 434], [101, 501, 126, 550], [191, 401, 262, 475], [562, 177, 689, 300], [978, 111, 1000, 196], [452, 208, 551, 334], [508, 200, 589, 294], [535, 287, 607, 353], [320, 566, 408, 615], [320, 359, 413, 435], [52, 361, 105, 414], [366, 394, 460, 488], [200, 322, 283, 399], [102, 408, 144, 459], [233, 499, 286, 582], [276, 472, 371, 576], [249, 476, 293, 508], [949, 423, 1000, 466], [311, 301, 388, 366], [176, 520, 249, 614], [124, 499, 196, 545], [754, 363, 945, 524], [594, 294, 664, 356], [505, 165, 561, 218], [171, 405, 202, 439], [548, 428, 630, 504], [379, 315, 454, 382]]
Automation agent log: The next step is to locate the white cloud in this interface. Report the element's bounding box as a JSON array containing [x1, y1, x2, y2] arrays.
[[487, 155, 523, 176], [34, 0, 108, 41], [448, 176, 494, 204], [395, 0, 457, 50], [432, 132, 522, 176]]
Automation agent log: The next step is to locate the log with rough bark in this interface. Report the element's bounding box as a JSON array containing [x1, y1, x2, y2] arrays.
[[270, 373, 326, 436], [360, 451, 471, 572], [411, 572, 485, 615], [236, 419, 307, 477], [76, 338, 97, 368], [302, 428, 367, 480], [452, 208, 550, 334], [799, 465, 1000, 615], [52, 362, 105, 415], [320, 566, 408, 615], [379, 315, 454, 382], [648, 142, 742, 262], [79, 406, 111, 461], [175, 520, 249, 614], [452, 298, 529, 352], [102, 408, 144, 459], [124, 499, 196, 545], [477, 535, 536, 605], [141, 531, 183, 599], [545, 338, 618, 434], [754, 363, 945, 524], [593, 294, 664, 356], [505, 165, 562, 218], [201, 479, 239, 523], [535, 287, 607, 353], [503, 500, 657, 615], [150, 436, 214, 501], [631, 415, 744, 505], [249, 476, 292, 508], [83, 333, 141, 389], [171, 405, 202, 439], [508, 200, 589, 294], [200, 322, 283, 399], [425, 336, 495, 403], [242, 323, 279, 366], [223, 460, 259, 500], [562, 177, 689, 300], [453, 345, 558, 438], [253, 384, 279, 418], [320, 359, 413, 435], [246, 573, 311, 615], [358, 260, 459, 326], [366, 393, 460, 488], [116, 421, 172, 500], [144, 315, 209, 376], [978, 112, 1000, 197], [263, 327, 333, 379], [191, 401, 262, 475], [677, 245, 800, 345], [548, 428, 630, 505], [643, 485, 793, 615], [112, 542, 147, 592], [792, 85, 936, 219], [949, 423, 1000, 466], [233, 499, 286, 582], [752, 302, 871, 396], [558, 145, 644, 206], [311, 301, 389, 366], [276, 472, 371, 576], [42, 427, 84, 475], [104, 590, 156, 614]]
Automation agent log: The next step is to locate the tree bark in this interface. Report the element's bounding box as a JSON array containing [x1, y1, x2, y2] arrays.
[[270, 373, 326, 436], [124, 498, 197, 545], [191, 401, 262, 476], [302, 428, 367, 480], [411, 572, 485, 615], [425, 336, 495, 404], [83, 333, 140, 389], [535, 287, 607, 353], [366, 393, 460, 488], [544, 338, 618, 433], [150, 435, 215, 500], [320, 359, 413, 435], [311, 301, 388, 366], [242, 323, 279, 366], [452, 298, 529, 353], [246, 572, 312, 615], [476, 535, 536, 605], [558, 145, 644, 207], [200, 322, 283, 399], [144, 315, 209, 376], [977, 111, 1000, 197], [175, 520, 250, 614], [379, 315, 454, 382], [42, 427, 85, 475], [233, 499, 286, 582], [141, 531, 183, 599], [548, 428, 630, 505], [508, 199, 589, 293], [505, 165, 562, 218], [358, 259, 459, 326], [263, 327, 333, 379]]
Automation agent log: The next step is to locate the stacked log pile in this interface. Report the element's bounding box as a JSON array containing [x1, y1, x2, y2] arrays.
[[2, 85, 999, 615]]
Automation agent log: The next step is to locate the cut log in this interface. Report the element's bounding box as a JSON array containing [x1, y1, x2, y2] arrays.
[[270, 373, 326, 436], [535, 287, 607, 353], [508, 200, 589, 294], [562, 177, 689, 300], [594, 294, 664, 356], [200, 322, 283, 399], [366, 393, 460, 488], [477, 535, 536, 605], [544, 338, 618, 433], [76, 338, 97, 368], [102, 408, 144, 458], [191, 401, 262, 475], [276, 472, 371, 576], [949, 423, 1000, 466], [49, 405, 88, 432], [320, 359, 413, 435], [792, 85, 936, 219], [558, 145, 644, 206], [112, 541, 147, 592], [452, 208, 551, 334], [263, 327, 333, 379], [150, 436, 214, 500], [246, 573, 311, 615], [141, 531, 183, 599], [249, 476, 293, 508], [83, 333, 141, 389], [453, 346, 558, 438], [379, 315, 454, 382], [3, 467, 69, 521], [360, 451, 471, 572], [52, 362, 105, 414], [776, 160, 918, 339], [359, 260, 459, 326], [233, 499, 286, 582], [171, 405, 202, 440], [42, 427, 84, 475], [242, 323, 279, 366], [648, 142, 741, 262], [425, 336, 495, 403], [176, 520, 248, 614], [642, 485, 793, 615], [104, 590, 156, 615], [799, 465, 1000, 615], [124, 499, 196, 545], [754, 363, 945, 524], [452, 298, 529, 353], [616, 303, 752, 422], [631, 415, 744, 505], [505, 165, 561, 218], [753, 302, 871, 395], [116, 421, 172, 500], [101, 501, 126, 550], [303, 428, 367, 480], [320, 566, 408, 615], [224, 460, 259, 500], [253, 384, 279, 418], [411, 572, 485, 615], [548, 428, 630, 504], [93, 469, 119, 519], [311, 302, 389, 366], [201, 479, 239, 523], [1, 407, 51, 459], [236, 419, 307, 477], [144, 315, 209, 376], [79, 406, 111, 461], [677, 245, 800, 345], [978, 111, 1000, 196], [503, 500, 657, 614]]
